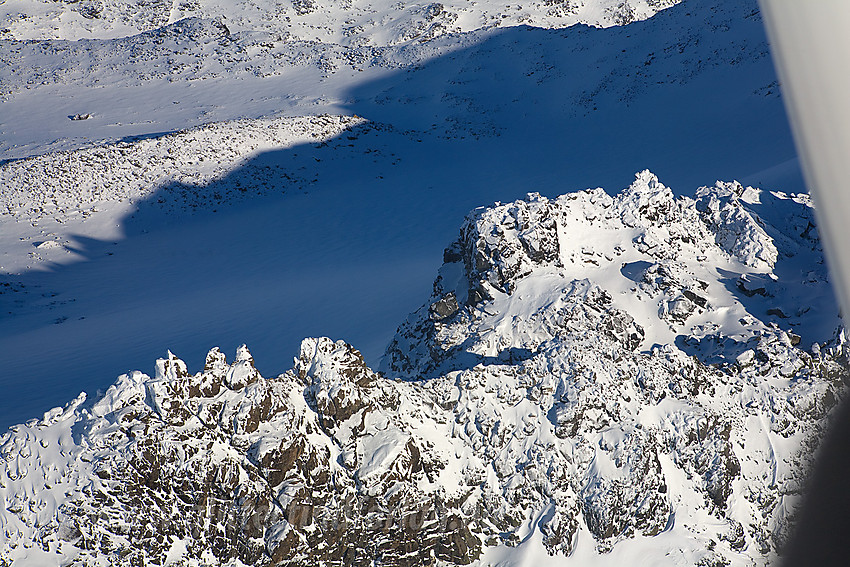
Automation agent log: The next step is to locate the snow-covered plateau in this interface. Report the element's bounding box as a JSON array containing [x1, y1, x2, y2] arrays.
[[1, 0, 840, 565]]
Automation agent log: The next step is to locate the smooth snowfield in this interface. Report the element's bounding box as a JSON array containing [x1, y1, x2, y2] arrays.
[[0, 0, 804, 429]]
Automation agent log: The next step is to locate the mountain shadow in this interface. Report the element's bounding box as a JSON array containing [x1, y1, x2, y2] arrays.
[[0, 0, 802, 429]]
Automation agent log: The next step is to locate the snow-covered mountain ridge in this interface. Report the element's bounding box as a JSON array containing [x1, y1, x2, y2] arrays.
[[1, 0, 779, 167], [2, 0, 679, 43], [2, 172, 843, 566]]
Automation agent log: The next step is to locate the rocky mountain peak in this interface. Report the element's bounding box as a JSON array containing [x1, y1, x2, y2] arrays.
[[1, 172, 846, 566]]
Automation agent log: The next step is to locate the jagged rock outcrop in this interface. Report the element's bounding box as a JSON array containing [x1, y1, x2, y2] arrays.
[[1, 171, 845, 566]]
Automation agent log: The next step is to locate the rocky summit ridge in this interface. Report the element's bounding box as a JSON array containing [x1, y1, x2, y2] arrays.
[[1, 171, 846, 566]]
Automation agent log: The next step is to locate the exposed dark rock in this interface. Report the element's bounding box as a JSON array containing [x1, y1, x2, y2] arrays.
[[430, 292, 459, 320]]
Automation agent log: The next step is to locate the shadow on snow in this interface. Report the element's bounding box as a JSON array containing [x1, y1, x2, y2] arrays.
[[0, 0, 804, 428]]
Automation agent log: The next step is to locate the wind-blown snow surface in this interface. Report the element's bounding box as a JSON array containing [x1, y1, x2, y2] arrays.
[[1, 173, 845, 566], [0, 0, 805, 428]]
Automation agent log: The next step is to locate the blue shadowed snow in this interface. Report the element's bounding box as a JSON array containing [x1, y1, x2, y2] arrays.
[[0, 0, 810, 429]]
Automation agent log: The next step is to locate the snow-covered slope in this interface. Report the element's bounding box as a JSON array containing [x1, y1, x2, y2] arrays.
[[0, 0, 802, 429], [2, 0, 679, 42], [1, 172, 844, 566], [1, 0, 789, 171], [0, 114, 364, 273]]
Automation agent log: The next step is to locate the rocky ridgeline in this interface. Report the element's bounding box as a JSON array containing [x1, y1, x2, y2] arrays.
[[1, 172, 846, 566], [1, 340, 485, 566], [0, 115, 363, 221], [2, 0, 680, 44]]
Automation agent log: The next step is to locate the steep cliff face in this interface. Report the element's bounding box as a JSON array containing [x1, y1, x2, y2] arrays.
[[1, 172, 845, 566]]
